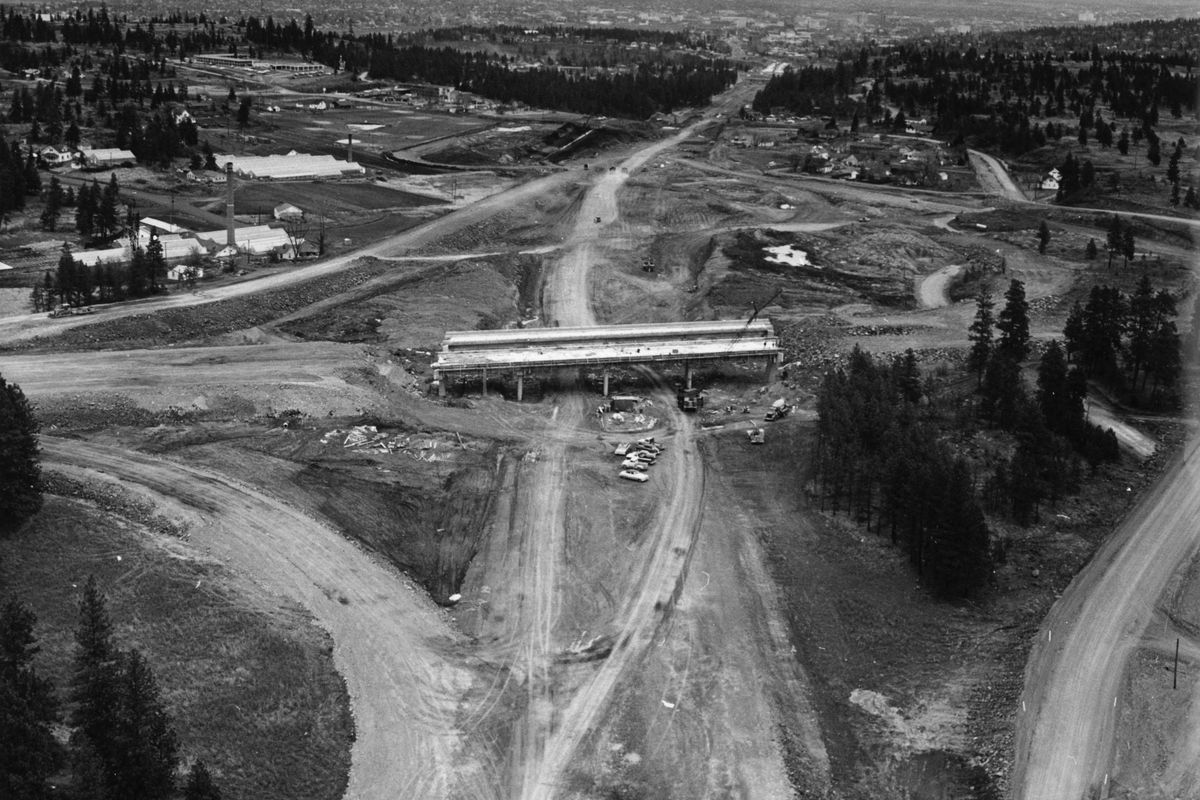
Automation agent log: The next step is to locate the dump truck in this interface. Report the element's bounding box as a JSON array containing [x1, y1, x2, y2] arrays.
[[677, 387, 704, 411]]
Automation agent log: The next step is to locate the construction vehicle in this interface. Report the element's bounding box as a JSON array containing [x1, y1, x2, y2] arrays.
[[677, 386, 704, 411], [747, 428, 765, 444], [764, 399, 792, 422], [48, 304, 94, 318]]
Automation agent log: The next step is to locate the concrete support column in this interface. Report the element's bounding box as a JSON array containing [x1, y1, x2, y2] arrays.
[[436, 371, 446, 397], [481, 368, 488, 397], [516, 372, 524, 402], [764, 357, 777, 384], [602, 371, 610, 397], [685, 362, 693, 390]]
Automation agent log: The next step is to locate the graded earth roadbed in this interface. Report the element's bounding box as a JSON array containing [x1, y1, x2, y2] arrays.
[[1014, 438, 1200, 799], [39, 437, 488, 800]]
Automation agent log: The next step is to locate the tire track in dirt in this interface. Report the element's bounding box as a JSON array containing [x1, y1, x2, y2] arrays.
[[507, 121, 718, 798], [525, 393, 705, 800], [38, 436, 488, 800]]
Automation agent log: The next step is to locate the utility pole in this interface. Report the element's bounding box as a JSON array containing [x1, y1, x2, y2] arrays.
[[1175, 638, 1180, 689]]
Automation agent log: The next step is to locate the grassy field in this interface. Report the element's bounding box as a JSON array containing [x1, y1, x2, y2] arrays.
[[232, 180, 444, 216], [0, 485, 353, 800]]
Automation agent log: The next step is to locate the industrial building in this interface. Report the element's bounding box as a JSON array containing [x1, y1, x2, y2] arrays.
[[215, 152, 365, 181], [194, 224, 297, 257], [81, 148, 136, 168], [192, 54, 253, 68]]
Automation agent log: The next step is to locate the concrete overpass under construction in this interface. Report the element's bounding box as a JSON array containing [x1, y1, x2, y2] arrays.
[[432, 319, 781, 400]]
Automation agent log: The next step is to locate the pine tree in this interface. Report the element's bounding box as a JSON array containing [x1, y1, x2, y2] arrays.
[[183, 760, 222, 800], [69, 577, 120, 751], [75, 181, 96, 238], [996, 279, 1030, 362], [892, 349, 921, 403], [967, 291, 994, 386], [1036, 340, 1083, 437], [1037, 220, 1051, 254], [1063, 300, 1086, 363], [1105, 215, 1122, 269], [0, 596, 62, 800], [39, 176, 62, 231], [97, 174, 120, 242], [981, 352, 1024, 429], [109, 650, 178, 800], [1126, 274, 1157, 389], [1085, 238, 1097, 260], [1122, 228, 1135, 267], [1145, 320, 1181, 400], [0, 374, 42, 536], [926, 461, 991, 599]]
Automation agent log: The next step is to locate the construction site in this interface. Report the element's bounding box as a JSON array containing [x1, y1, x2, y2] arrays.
[[3, 73, 1200, 800]]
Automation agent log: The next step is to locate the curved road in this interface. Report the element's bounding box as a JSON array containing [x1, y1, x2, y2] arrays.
[[39, 437, 485, 800], [1014, 438, 1200, 799]]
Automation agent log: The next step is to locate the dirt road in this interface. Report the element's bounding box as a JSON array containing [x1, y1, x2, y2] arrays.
[[968, 150, 1027, 202], [1013, 439, 1200, 799], [38, 436, 489, 800], [512, 81, 810, 798], [917, 264, 963, 309]]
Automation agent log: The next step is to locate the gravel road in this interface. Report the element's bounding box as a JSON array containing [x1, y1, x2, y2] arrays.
[[1014, 440, 1200, 799]]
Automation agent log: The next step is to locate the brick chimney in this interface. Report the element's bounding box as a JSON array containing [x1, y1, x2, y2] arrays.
[[225, 162, 235, 248]]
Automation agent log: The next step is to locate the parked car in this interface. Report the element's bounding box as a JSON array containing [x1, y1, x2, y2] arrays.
[[619, 469, 649, 482], [621, 460, 649, 471]]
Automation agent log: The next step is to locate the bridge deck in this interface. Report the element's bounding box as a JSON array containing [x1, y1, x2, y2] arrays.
[[433, 320, 780, 374]]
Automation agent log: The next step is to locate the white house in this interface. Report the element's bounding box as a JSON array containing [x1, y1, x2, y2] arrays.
[[167, 264, 205, 281], [273, 203, 303, 220], [40, 147, 76, 166]]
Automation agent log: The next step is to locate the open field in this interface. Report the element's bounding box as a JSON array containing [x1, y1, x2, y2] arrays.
[[2, 71, 1198, 800]]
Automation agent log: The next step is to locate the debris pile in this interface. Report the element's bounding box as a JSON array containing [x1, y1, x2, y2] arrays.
[[321, 425, 444, 460]]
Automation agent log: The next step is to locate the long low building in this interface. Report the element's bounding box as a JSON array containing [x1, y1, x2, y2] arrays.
[[433, 319, 781, 399], [193, 224, 297, 256], [216, 152, 365, 181]]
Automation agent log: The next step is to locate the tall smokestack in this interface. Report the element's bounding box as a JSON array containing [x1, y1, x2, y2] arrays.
[[225, 162, 235, 248], [347, 132, 353, 163]]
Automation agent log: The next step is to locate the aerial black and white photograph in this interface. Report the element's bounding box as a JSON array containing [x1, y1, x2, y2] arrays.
[[0, 0, 1197, 797]]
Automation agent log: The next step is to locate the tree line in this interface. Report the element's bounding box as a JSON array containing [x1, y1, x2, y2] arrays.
[[1063, 273, 1181, 405], [814, 347, 992, 599], [0, 133, 41, 227], [32, 239, 169, 313], [751, 19, 1197, 169]]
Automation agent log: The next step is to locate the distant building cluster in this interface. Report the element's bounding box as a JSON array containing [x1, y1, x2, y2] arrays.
[[191, 53, 326, 75], [61, 217, 315, 279]]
